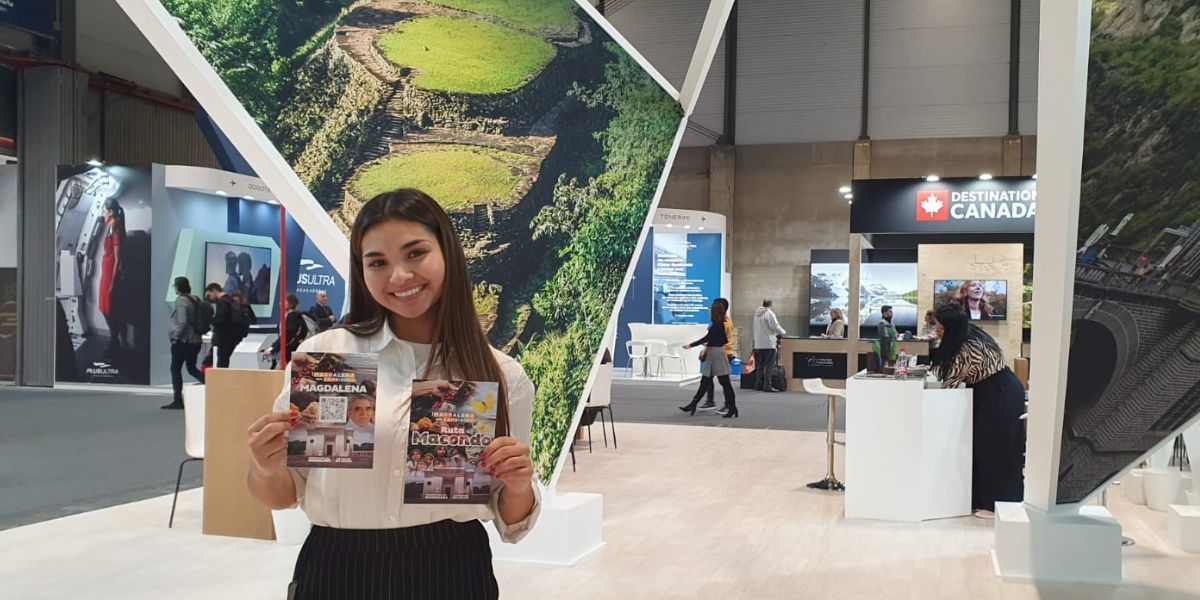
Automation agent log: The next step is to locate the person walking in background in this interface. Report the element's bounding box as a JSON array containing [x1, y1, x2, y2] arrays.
[[753, 299, 786, 393], [932, 304, 1025, 519], [98, 198, 127, 357], [230, 290, 257, 349], [265, 294, 308, 368], [680, 300, 738, 418], [165, 276, 206, 410], [821, 308, 846, 339], [207, 283, 244, 368], [699, 297, 734, 410], [307, 290, 337, 332]]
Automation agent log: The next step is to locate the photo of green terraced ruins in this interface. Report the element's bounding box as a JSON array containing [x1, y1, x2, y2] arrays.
[[160, 0, 684, 480]]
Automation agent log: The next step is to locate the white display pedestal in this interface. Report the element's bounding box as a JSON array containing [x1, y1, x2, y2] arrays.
[[487, 490, 603, 565], [1167, 505, 1200, 553], [844, 374, 973, 521], [229, 334, 273, 369], [993, 502, 1122, 584]]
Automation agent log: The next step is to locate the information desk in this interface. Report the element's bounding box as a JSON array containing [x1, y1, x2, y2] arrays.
[[844, 373, 972, 521], [780, 337, 931, 382]]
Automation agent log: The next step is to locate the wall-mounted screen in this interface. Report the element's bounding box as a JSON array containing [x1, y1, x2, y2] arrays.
[[205, 242, 273, 306], [933, 279, 1008, 321], [809, 262, 919, 330]]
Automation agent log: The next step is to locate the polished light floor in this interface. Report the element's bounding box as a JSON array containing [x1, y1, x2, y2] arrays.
[[2, 422, 1198, 599]]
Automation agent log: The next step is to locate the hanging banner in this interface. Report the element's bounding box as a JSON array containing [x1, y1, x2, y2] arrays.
[[54, 166, 153, 385], [145, 0, 684, 482], [652, 231, 721, 324], [1056, 1, 1200, 504]]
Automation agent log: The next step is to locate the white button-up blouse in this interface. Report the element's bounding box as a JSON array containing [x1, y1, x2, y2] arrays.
[[271, 325, 541, 542]]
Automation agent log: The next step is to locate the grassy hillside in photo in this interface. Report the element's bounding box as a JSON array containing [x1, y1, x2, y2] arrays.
[[1079, 0, 1200, 248], [350, 146, 535, 210], [430, 0, 578, 37], [377, 16, 555, 93]]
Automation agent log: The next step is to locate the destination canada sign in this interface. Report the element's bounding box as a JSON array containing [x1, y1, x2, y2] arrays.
[[851, 177, 1038, 235]]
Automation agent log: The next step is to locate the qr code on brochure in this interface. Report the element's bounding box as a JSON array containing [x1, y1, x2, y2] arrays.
[[319, 396, 347, 422]]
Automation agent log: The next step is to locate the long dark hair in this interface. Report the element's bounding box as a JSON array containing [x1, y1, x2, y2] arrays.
[[710, 298, 728, 325], [103, 197, 126, 243], [344, 190, 508, 435], [933, 304, 970, 372]]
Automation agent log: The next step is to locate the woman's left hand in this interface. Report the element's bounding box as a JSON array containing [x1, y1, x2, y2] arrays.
[[480, 437, 533, 492]]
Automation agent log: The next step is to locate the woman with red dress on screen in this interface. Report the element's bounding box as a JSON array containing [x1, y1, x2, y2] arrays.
[[98, 198, 127, 356]]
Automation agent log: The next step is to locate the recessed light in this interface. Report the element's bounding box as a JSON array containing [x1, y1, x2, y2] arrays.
[[244, 194, 255, 200], [698, 226, 705, 231], [847, 200, 853, 205], [216, 190, 228, 196], [1032, 174, 1038, 180], [843, 193, 853, 200], [665, 224, 673, 228], [838, 186, 851, 194], [683, 225, 691, 229], [979, 173, 993, 181], [926, 174, 940, 182], [86, 159, 103, 167], [267, 199, 279, 205]]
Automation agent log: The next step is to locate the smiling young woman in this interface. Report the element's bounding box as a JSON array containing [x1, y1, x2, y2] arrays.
[[245, 190, 539, 600]]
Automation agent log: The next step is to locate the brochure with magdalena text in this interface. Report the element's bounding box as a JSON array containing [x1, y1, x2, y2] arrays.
[[286, 352, 379, 469], [404, 380, 499, 504]]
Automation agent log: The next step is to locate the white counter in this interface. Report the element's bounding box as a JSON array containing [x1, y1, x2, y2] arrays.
[[844, 374, 973, 521]]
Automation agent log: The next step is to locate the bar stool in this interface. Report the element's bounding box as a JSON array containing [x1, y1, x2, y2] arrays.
[[802, 378, 846, 491]]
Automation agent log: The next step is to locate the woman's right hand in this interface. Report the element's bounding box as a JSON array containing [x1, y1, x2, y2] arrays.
[[247, 411, 293, 475]]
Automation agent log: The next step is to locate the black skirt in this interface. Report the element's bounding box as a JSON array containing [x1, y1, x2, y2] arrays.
[[291, 520, 498, 600], [969, 367, 1027, 511]]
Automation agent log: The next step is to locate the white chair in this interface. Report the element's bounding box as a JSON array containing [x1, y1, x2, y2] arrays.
[[802, 378, 846, 492], [170, 385, 205, 528], [625, 340, 650, 377], [656, 343, 687, 377], [644, 338, 670, 377], [583, 361, 617, 450]]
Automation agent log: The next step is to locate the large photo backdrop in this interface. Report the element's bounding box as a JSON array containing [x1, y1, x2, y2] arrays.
[[1057, 0, 1200, 503], [155, 0, 683, 480]]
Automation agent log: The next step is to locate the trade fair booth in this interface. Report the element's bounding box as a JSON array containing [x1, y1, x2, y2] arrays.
[[50, 162, 345, 387], [783, 176, 1035, 388], [613, 208, 729, 382]]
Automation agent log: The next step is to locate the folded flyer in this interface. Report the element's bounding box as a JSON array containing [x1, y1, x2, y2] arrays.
[[286, 352, 379, 469], [404, 380, 499, 504]]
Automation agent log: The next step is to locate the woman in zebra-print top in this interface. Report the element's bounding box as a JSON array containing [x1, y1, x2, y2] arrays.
[[933, 304, 1026, 518]]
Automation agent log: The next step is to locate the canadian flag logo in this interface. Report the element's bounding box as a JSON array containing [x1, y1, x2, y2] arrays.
[[916, 190, 949, 221]]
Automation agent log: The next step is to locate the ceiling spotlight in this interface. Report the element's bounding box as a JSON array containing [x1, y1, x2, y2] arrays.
[[838, 186, 851, 194], [698, 226, 705, 231], [848, 200, 853, 205], [86, 159, 103, 167], [926, 174, 940, 182], [683, 225, 691, 229], [665, 224, 673, 228], [1032, 174, 1038, 180], [243, 194, 255, 200], [216, 190, 228, 196], [843, 193, 853, 200], [267, 199, 279, 205], [979, 173, 993, 181]]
